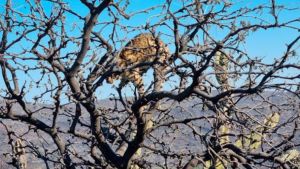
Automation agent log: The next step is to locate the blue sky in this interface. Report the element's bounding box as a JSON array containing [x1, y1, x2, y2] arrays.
[[0, 0, 299, 102], [63, 0, 299, 62]]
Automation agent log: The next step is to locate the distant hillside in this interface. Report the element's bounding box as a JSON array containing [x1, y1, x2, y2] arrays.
[[0, 92, 299, 168]]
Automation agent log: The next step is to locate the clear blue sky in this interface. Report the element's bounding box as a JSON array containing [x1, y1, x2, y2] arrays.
[[0, 0, 299, 102]]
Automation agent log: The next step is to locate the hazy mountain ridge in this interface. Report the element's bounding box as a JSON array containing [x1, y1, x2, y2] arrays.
[[0, 92, 299, 168]]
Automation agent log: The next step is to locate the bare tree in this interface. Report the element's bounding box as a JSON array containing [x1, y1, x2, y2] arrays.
[[0, 0, 300, 168]]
